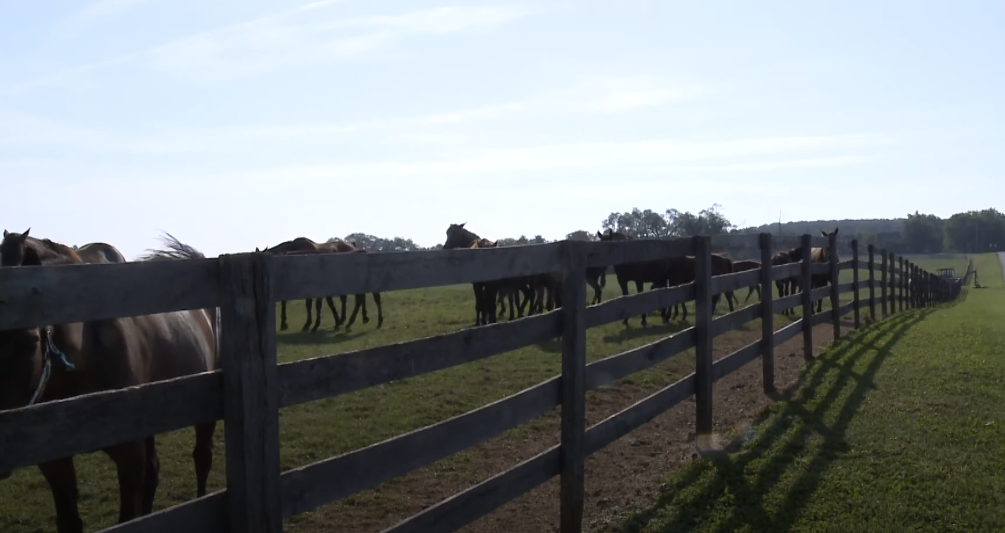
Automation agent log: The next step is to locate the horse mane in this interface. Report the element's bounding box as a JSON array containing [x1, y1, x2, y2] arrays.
[[137, 232, 206, 262]]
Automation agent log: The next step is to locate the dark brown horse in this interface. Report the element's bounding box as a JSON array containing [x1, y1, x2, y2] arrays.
[[655, 253, 737, 322], [259, 238, 384, 333], [596, 229, 679, 326], [443, 223, 504, 325], [0, 232, 218, 533], [787, 228, 839, 313], [770, 249, 800, 316], [586, 266, 607, 305], [733, 259, 762, 304]]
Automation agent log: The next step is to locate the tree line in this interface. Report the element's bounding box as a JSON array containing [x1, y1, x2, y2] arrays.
[[326, 206, 1005, 255]]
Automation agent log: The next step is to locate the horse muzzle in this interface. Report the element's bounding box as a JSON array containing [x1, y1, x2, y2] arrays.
[[0, 470, 11, 481]]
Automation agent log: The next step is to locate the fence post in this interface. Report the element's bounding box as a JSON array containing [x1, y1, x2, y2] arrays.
[[759, 233, 774, 393], [828, 233, 840, 339], [851, 240, 860, 328], [694, 235, 714, 437], [899, 256, 905, 312], [868, 244, 876, 322], [800, 234, 813, 360], [559, 240, 587, 533], [889, 252, 896, 314], [912, 264, 918, 308], [217, 252, 282, 533], [880, 249, 888, 317]]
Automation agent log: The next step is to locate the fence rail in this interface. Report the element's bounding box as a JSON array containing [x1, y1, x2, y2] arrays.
[[0, 233, 964, 533]]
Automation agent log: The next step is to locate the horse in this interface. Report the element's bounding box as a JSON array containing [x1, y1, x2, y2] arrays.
[[595, 229, 679, 326], [258, 238, 384, 333], [733, 259, 762, 304], [444, 223, 509, 325], [586, 266, 607, 305], [0, 232, 219, 533], [653, 253, 737, 322], [787, 228, 839, 313], [770, 249, 800, 316], [1, 228, 127, 266]]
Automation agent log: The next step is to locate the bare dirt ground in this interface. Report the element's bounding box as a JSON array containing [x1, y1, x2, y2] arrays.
[[288, 318, 855, 533]]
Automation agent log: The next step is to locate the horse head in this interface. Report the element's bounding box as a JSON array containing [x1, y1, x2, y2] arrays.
[[0, 228, 31, 267]]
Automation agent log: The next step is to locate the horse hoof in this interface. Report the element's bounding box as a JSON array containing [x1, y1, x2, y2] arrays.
[[362, 317, 370, 324], [280, 323, 289, 331]]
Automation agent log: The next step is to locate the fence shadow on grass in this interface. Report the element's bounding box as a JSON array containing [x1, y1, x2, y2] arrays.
[[619, 307, 935, 533]]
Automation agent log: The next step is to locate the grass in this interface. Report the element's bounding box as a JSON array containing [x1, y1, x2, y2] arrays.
[[0, 258, 942, 533], [618, 252, 1005, 533]]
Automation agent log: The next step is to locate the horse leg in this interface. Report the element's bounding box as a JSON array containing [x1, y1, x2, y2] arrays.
[[471, 283, 483, 326], [106, 440, 147, 524], [360, 293, 370, 324], [193, 422, 216, 497], [339, 295, 349, 328], [39, 457, 84, 533], [301, 298, 313, 332], [587, 278, 601, 305], [280, 300, 289, 331], [344, 295, 365, 332], [372, 292, 384, 328], [310, 297, 323, 333], [727, 290, 736, 312], [325, 296, 340, 331], [141, 435, 160, 515], [635, 280, 648, 326], [484, 283, 499, 324], [619, 279, 632, 326], [519, 284, 533, 316]]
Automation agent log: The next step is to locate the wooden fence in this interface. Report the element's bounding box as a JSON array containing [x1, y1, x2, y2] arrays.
[[0, 233, 964, 533]]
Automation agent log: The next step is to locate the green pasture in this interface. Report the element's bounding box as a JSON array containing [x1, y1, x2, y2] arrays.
[[902, 253, 972, 277], [618, 253, 1005, 533], [0, 260, 921, 533]]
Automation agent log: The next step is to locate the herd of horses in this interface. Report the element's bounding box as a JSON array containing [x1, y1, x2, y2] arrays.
[[0, 224, 840, 533]]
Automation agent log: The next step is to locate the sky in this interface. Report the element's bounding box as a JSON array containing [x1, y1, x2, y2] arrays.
[[1, 0, 1003, 258]]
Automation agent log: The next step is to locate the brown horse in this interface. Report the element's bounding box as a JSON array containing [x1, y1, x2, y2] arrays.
[[596, 229, 678, 326], [0, 232, 218, 533], [787, 229, 839, 313], [770, 249, 800, 315], [655, 253, 737, 322], [585, 266, 607, 305], [444, 223, 504, 325], [1, 228, 127, 266], [733, 259, 762, 304], [259, 237, 384, 333]]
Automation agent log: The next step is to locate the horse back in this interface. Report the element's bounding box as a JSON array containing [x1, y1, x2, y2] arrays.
[[112, 309, 218, 384]]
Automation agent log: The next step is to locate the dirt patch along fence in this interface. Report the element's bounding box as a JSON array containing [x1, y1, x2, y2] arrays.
[[0, 233, 960, 533]]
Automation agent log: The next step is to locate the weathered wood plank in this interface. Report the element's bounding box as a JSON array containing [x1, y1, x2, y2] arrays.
[[810, 310, 831, 327], [712, 340, 762, 382], [583, 284, 693, 328], [583, 373, 696, 455], [272, 243, 562, 300], [560, 241, 587, 533], [218, 253, 281, 533], [852, 240, 861, 329], [771, 262, 802, 281], [585, 328, 696, 390], [800, 234, 814, 360], [709, 269, 760, 296], [837, 301, 854, 316], [881, 249, 889, 316], [0, 371, 223, 474], [379, 445, 561, 533], [856, 279, 870, 290], [837, 281, 855, 294], [868, 245, 877, 321], [585, 238, 694, 268], [773, 293, 802, 315], [279, 375, 562, 519], [97, 491, 226, 533], [828, 233, 840, 339], [773, 319, 803, 347], [809, 286, 830, 301], [714, 234, 829, 250], [0, 258, 218, 330], [837, 259, 856, 270], [759, 233, 775, 393], [277, 311, 561, 408], [693, 235, 714, 435], [709, 303, 761, 338]]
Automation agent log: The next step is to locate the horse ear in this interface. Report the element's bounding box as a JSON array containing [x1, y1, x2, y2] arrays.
[[23, 227, 30, 238], [22, 246, 42, 267], [596, 231, 603, 239], [458, 222, 466, 228], [833, 227, 839, 236], [254, 247, 261, 253]]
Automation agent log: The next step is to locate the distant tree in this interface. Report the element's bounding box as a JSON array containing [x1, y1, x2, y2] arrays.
[[565, 230, 598, 241], [901, 212, 943, 253]]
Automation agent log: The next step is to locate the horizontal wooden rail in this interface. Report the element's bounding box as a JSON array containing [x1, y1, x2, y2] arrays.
[[584, 239, 695, 268], [712, 234, 829, 250], [837, 301, 855, 316], [98, 492, 226, 533], [583, 373, 696, 455], [856, 279, 870, 290], [810, 310, 831, 327], [0, 259, 219, 330], [0, 372, 223, 473], [837, 281, 855, 294], [837, 259, 856, 270], [272, 244, 563, 300], [810, 286, 830, 300], [583, 284, 694, 328], [711, 340, 761, 382], [710, 304, 761, 338], [379, 445, 561, 533], [277, 312, 561, 408], [771, 262, 801, 281], [585, 328, 697, 390], [773, 293, 801, 314], [280, 376, 561, 518], [709, 269, 760, 295], [773, 319, 802, 347]]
